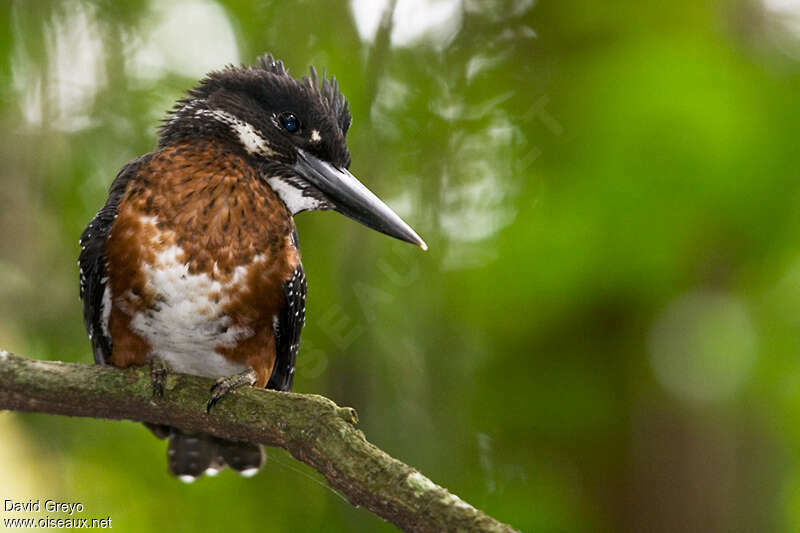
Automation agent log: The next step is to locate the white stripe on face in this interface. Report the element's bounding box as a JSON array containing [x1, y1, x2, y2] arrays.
[[266, 177, 325, 215], [194, 107, 276, 157]]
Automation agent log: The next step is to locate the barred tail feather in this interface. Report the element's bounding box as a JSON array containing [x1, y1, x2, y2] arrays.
[[164, 428, 265, 482]]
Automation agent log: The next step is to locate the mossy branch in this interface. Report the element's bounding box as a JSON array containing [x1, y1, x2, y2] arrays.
[[0, 350, 516, 533]]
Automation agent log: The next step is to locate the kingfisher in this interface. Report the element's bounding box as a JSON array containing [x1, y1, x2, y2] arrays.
[[77, 54, 426, 482]]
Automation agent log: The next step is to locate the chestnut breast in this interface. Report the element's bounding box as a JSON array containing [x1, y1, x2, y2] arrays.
[[105, 140, 299, 378]]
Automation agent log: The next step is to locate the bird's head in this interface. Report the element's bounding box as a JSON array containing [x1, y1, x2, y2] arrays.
[[159, 54, 426, 250]]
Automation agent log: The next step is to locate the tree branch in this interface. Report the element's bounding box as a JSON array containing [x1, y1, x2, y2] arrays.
[[0, 350, 517, 533]]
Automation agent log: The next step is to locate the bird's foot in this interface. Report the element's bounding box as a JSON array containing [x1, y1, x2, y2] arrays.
[[207, 367, 257, 413], [149, 354, 170, 398]]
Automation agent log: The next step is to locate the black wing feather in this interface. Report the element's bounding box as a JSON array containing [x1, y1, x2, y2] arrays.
[[79, 154, 151, 364], [268, 236, 306, 391]]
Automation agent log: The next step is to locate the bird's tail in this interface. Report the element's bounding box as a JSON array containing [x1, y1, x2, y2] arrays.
[[146, 424, 265, 482]]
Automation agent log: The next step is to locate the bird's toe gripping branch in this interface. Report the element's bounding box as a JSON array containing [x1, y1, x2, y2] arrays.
[[207, 367, 257, 412], [149, 354, 169, 398]]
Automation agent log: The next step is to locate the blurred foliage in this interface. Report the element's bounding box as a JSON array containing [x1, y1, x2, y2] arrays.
[[1, 0, 800, 531]]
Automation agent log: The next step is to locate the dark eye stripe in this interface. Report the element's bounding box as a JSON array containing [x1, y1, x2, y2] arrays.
[[280, 113, 299, 133]]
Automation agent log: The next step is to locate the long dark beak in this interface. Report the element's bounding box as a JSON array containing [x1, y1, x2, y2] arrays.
[[293, 149, 427, 250]]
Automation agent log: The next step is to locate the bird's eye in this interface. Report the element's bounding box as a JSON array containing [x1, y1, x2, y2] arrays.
[[279, 113, 300, 133]]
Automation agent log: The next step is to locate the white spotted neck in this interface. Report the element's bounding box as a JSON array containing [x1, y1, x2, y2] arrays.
[[266, 177, 325, 215]]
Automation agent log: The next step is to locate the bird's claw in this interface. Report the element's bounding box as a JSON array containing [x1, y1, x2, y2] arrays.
[[207, 367, 257, 413], [149, 354, 169, 398]]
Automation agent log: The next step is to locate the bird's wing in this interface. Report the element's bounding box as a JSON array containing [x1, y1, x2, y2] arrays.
[[79, 154, 152, 364], [268, 259, 306, 392]]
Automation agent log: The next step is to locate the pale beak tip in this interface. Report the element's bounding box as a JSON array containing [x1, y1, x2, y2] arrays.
[[418, 240, 429, 251]]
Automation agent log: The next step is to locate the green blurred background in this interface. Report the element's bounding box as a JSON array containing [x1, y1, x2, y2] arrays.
[[1, 0, 799, 531]]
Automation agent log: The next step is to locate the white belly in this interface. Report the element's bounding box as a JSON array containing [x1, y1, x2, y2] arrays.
[[126, 244, 261, 378]]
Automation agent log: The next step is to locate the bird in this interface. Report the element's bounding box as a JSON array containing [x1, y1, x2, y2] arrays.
[[77, 53, 426, 482]]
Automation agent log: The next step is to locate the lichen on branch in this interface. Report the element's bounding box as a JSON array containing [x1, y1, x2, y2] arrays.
[[0, 350, 516, 533]]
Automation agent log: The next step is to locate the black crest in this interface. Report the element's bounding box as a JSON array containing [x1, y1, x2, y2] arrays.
[[255, 53, 352, 136], [159, 53, 353, 168], [162, 54, 352, 137]]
